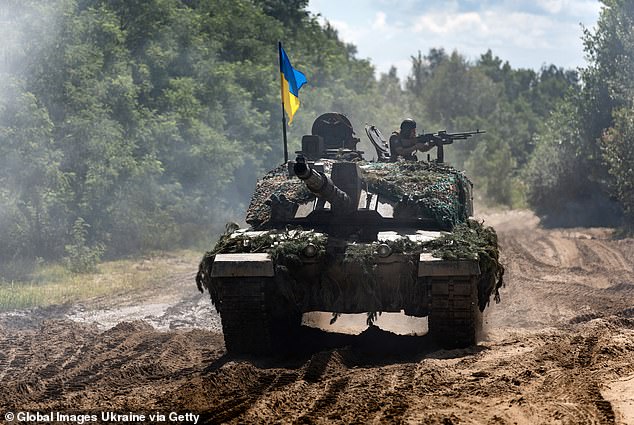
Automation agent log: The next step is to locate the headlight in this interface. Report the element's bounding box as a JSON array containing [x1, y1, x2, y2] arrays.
[[303, 243, 318, 257], [376, 243, 392, 257]]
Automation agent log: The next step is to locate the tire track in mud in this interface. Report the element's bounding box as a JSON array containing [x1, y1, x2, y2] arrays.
[[375, 368, 417, 423], [544, 234, 582, 269], [214, 349, 424, 424], [39, 325, 162, 404], [0, 320, 226, 412], [293, 355, 418, 424], [583, 240, 633, 273], [491, 215, 634, 331], [201, 366, 303, 424], [339, 369, 397, 423], [0, 338, 17, 383], [531, 332, 620, 425], [295, 376, 351, 424], [1, 314, 633, 424], [503, 230, 560, 271]]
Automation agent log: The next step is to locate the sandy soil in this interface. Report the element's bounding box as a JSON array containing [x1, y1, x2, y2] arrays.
[[1, 210, 633, 424]]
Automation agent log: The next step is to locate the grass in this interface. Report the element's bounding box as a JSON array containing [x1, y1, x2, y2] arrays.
[[0, 250, 201, 312]]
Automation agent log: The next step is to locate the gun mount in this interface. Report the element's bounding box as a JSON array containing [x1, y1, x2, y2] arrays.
[[293, 156, 358, 213]]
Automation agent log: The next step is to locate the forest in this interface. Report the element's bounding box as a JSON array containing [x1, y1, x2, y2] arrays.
[[0, 0, 632, 277]]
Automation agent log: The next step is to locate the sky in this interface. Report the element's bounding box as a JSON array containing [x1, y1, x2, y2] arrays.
[[307, 0, 603, 80]]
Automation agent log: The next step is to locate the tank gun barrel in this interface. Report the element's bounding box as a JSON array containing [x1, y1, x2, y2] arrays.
[[294, 157, 353, 212]]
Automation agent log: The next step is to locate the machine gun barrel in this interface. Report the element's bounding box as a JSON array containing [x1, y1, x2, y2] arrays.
[[294, 158, 353, 211], [435, 129, 486, 143], [415, 129, 485, 163]]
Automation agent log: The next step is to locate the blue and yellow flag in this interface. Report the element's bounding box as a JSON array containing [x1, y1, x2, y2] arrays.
[[279, 44, 307, 125]]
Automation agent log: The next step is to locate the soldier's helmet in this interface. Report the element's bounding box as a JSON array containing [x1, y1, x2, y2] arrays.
[[400, 118, 416, 135]]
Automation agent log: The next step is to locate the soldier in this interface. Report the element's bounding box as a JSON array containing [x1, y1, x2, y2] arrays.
[[389, 118, 435, 161]]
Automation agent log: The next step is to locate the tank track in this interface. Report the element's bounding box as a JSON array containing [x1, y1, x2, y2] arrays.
[[428, 276, 482, 348], [218, 277, 301, 355]]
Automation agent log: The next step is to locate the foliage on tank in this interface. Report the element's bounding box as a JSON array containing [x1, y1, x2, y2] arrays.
[[338, 219, 503, 312], [196, 228, 326, 309], [245, 163, 321, 228], [361, 161, 472, 228], [425, 219, 504, 310], [197, 219, 503, 320]]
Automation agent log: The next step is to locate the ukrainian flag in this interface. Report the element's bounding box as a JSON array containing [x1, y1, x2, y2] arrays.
[[279, 44, 307, 125]]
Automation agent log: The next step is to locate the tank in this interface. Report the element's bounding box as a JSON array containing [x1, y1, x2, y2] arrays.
[[196, 112, 504, 354]]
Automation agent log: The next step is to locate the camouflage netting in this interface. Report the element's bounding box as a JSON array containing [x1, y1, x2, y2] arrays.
[[361, 161, 472, 229], [245, 163, 326, 228], [245, 160, 470, 229], [196, 220, 504, 322]]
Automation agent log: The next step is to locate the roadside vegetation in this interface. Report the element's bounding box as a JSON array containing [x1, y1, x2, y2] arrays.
[[0, 250, 199, 311], [0, 0, 631, 284]]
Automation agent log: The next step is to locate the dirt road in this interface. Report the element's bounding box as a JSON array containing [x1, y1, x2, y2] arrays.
[[0, 210, 633, 424]]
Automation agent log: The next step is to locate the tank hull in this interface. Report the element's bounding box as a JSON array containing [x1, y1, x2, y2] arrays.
[[210, 247, 482, 352]]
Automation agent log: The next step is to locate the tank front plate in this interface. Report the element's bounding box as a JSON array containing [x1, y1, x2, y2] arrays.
[[211, 253, 274, 277], [418, 253, 480, 276]]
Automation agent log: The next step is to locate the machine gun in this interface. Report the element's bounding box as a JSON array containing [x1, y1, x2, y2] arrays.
[[416, 129, 485, 163], [429, 129, 485, 143]]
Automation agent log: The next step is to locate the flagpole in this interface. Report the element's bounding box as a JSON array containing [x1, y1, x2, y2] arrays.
[[278, 41, 289, 163]]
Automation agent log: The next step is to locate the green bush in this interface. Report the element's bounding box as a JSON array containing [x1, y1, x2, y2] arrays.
[[64, 218, 104, 274]]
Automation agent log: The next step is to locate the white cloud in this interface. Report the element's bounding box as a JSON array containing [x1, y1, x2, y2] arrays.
[[481, 11, 564, 49], [307, 0, 602, 79], [411, 8, 581, 51], [535, 0, 602, 17], [570, 0, 604, 20], [372, 11, 387, 31], [536, 0, 565, 14], [413, 11, 487, 35]]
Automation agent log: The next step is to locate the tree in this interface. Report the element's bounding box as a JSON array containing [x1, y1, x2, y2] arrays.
[[523, 0, 634, 228], [602, 108, 634, 231], [254, 0, 309, 29], [583, 0, 634, 231], [405, 51, 426, 98], [0, 79, 68, 261], [418, 51, 499, 124], [465, 137, 515, 206], [523, 99, 622, 226]]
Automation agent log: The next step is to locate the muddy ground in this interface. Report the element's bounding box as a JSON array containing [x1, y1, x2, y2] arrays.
[[0, 210, 633, 424]]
